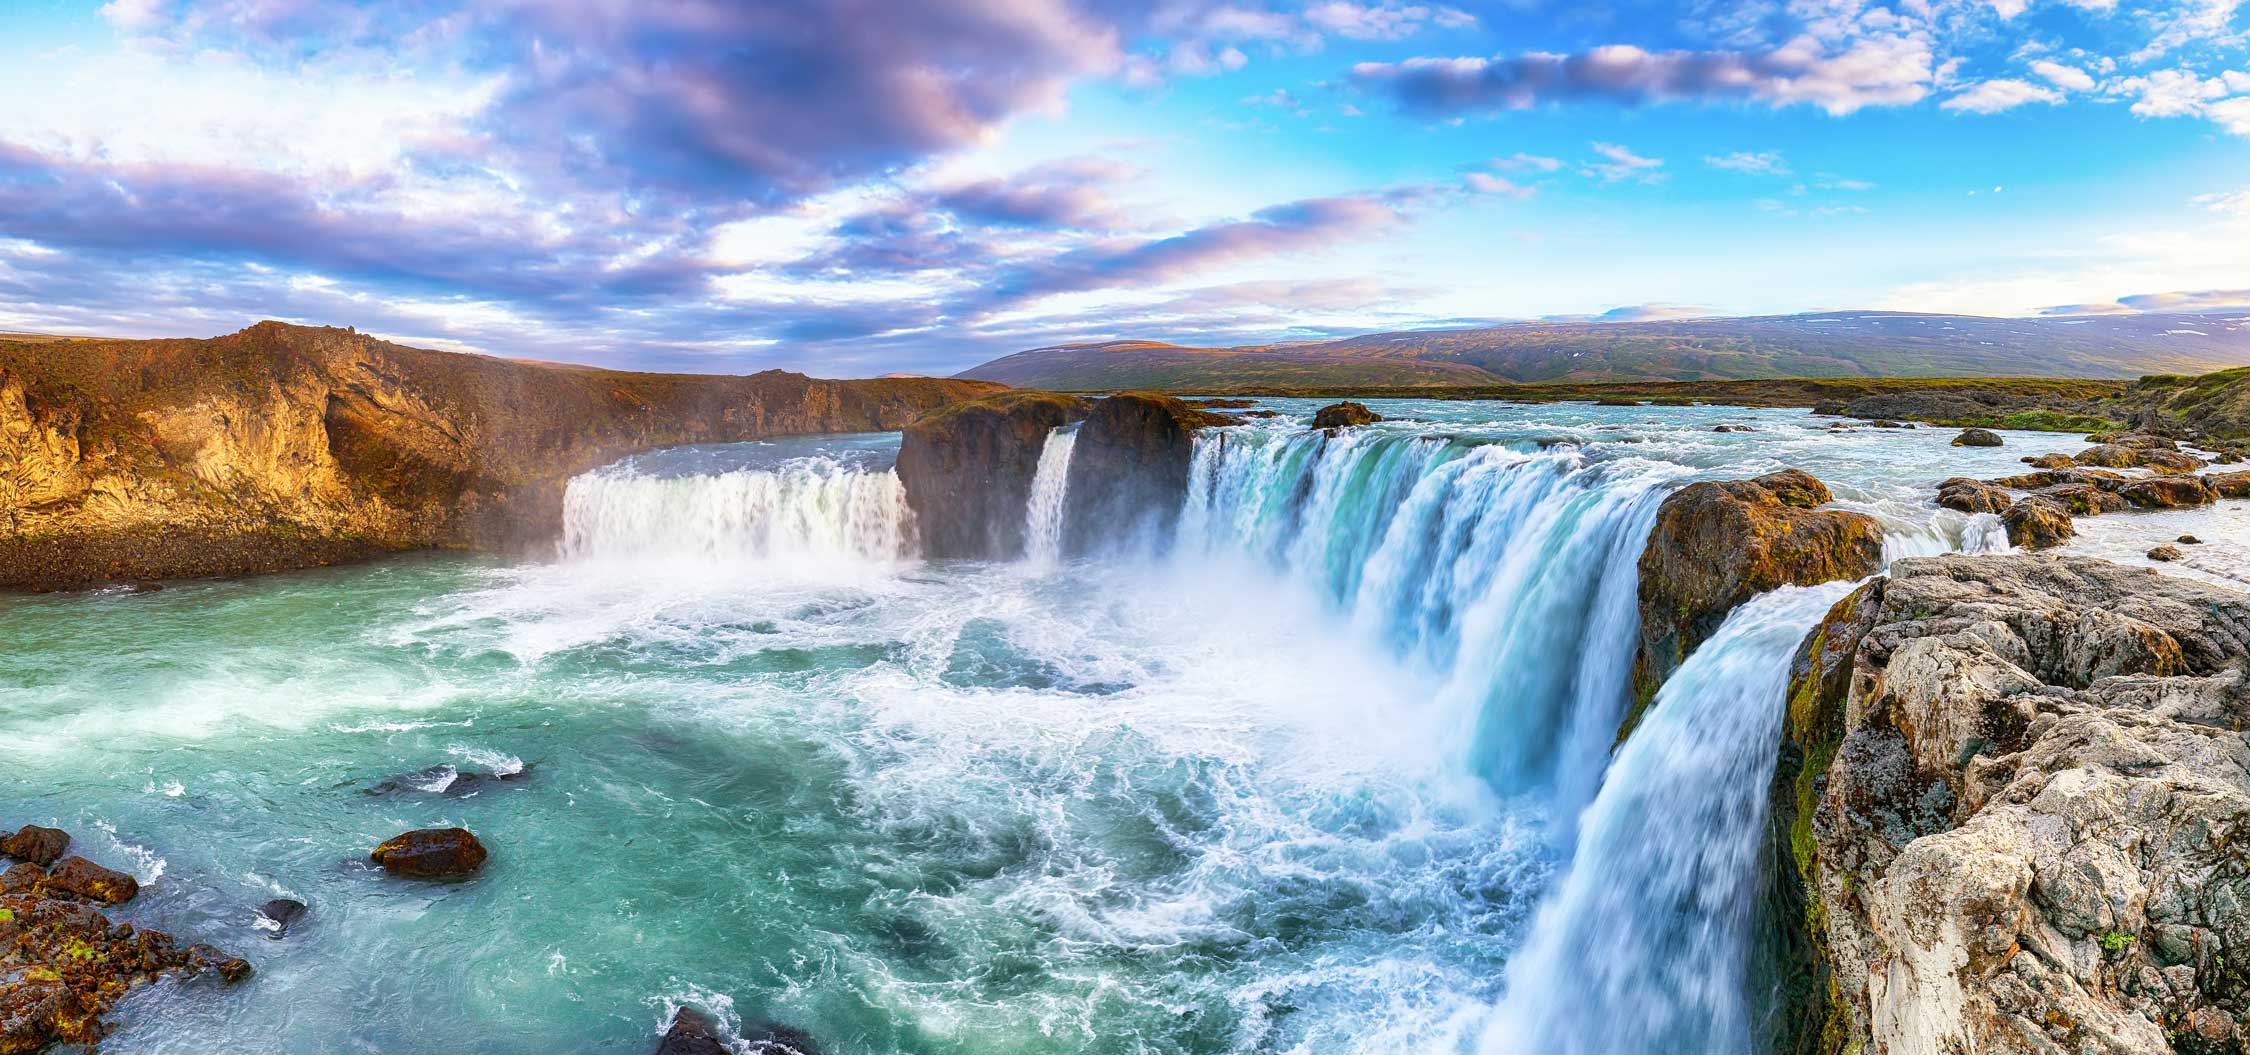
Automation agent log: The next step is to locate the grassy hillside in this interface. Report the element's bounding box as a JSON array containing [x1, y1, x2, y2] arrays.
[[960, 311, 2250, 390]]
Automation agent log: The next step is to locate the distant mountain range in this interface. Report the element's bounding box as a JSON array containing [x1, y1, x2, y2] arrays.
[[956, 311, 2250, 390]]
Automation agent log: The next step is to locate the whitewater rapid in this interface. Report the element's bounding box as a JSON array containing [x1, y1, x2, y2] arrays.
[[5, 403, 2122, 1054]]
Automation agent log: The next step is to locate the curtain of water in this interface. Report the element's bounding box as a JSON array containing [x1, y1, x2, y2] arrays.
[[1021, 427, 1078, 568], [560, 457, 915, 565], [1476, 581, 1858, 1055], [1178, 428, 1678, 810]]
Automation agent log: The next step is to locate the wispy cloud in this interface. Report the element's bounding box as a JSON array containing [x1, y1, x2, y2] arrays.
[[1583, 142, 1665, 183], [1704, 151, 1791, 176]]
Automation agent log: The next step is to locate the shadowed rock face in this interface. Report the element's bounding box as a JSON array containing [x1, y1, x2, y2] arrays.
[[1622, 469, 1883, 739], [1766, 554, 2250, 1055], [0, 322, 1001, 588], [895, 390, 1090, 559], [1060, 393, 1234, 557]]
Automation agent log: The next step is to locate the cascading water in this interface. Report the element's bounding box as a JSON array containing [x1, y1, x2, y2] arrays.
[[1180, 426, 1680, 812], [1477, 581, 1858, 1055], [1021, 426, 1078, 568], [560, 454, 915, 566]]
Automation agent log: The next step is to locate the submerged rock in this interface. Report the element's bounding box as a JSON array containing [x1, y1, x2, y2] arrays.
[[1713, 424, 1757, 433], [1950, 426, 2002, 446], [1624, 469, 1882, 738], [256, 898, 307, 938], [369, 828, 487, 879], [655, 1007, 727, 1055], [2147, 544, 2183, 561], [1310, 401, 1381, 429], [2179, 534, 2203, 544], [0, 826, 68, 867], [895, 390, 1091, 560], [1765, 554, 2250, 1055]]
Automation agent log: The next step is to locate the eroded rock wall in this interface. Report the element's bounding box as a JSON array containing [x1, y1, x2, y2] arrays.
[[0, 322, 1001, 587], [1768, 554, 2250, 1055]]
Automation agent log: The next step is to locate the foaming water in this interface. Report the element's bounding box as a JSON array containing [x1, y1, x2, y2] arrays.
[[9, 404, 2234, 1054], [1480, 582, 1858, 1055], [1022, 427, 1077, 569], [560, 454, 915, 569], [1181, 426, 1678, 812]]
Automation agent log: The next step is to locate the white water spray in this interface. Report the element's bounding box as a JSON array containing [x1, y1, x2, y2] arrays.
[[1022, 427, 1078, 568], [1179, 426, 1681, 813], [560, 456, 915, 567]]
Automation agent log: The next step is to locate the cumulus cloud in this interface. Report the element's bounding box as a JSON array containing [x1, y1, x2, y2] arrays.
[[2029, 60, 2097, 92], [1941, 78, 2066, 113], [1349, 35, 1935, 117]]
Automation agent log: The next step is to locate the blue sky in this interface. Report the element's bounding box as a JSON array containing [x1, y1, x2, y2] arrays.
[[0, 0, 2245, 375]]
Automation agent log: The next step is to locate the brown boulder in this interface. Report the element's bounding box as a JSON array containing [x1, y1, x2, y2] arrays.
[[2116, 475, 2214, 509], [1311, 402, 1382, 429], [2138, 448, 2206, 474], [1934, 477, 2011, 514], [656, 1007, 728, 1055], [1625, 469, 1882, 737], [896, 391, 1091, 559], [41, 856, 138, 905], [2148, 545, 2183, 561], [0, 827, 67, 867], [1060, 393, 1230, 557], [2001, 496, 2074, 548], [0, 863, 40, 895], [1950, 427, 2001, 446], [2021, 452, 2074, 468], [369, 828, 487, 879], [2205, 471, 2250, 498], [2179, 534, 2203, 544], [2031, 483, 2125, 516]]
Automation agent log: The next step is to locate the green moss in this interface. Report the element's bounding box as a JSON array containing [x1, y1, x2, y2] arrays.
[[0, 907, 13, 923], [2100, 931, 2135, 954]]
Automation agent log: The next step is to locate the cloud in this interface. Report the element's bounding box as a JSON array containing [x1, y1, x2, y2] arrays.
[[1302, 2, 1475, 41], [978, 194, 1411, 307], [2196, 189, 2250, 214], [1583, 142, 1664, 183], [1489, 153, 1564, 174], [2108, 68, 2250, 135], [1348, 35, 1935, 118], [2116, 288, 2250, 312], [1941, 79, 2065, 113], [932, 158, 1135, 229], [1464, 172, 1534, 197], [2029, 60, 2097, 92], [1596, 303, 1716, 322], [1704, 151, 1791, 175]]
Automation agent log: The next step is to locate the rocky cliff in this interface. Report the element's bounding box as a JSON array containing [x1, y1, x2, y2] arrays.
[[1060, 392, 1235, 557], [1767, 554, 2250, 1055], [896, 390, 1090, 559], [0, 322, 1000, 588]]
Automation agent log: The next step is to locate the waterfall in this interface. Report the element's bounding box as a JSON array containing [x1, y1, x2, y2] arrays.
[[1022, 427, 1078, 568], [1477, 581, 1857, 1055], [560, 456, 915, 567], [1179, 426, 1679, 810]]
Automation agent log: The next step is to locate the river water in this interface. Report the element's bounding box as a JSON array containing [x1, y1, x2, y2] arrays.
[[2, 399, 2235, 1053]]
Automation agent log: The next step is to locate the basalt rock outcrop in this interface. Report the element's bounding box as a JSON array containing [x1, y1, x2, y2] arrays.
[[1766, 554, 2250, 1055], [0, 323, 1000, 589], [1624, 469, 1884, 738], [2, 826, 249, 1053], [1311, 402, 1382, 429], [1060, 393, 1235, 557], [895, 390, 1090, 559]]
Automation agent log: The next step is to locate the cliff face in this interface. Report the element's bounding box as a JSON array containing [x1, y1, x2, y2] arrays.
[[1768, 555, 2250, 1055], [0, 322, 1001, 588], [895, 390, 1090, 559], [1060, 392, 1235, 557]]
